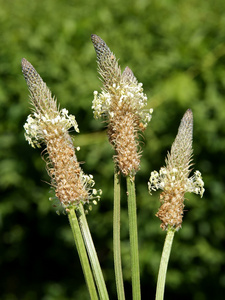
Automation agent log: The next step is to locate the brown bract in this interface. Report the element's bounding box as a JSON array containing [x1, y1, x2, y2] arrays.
[[22, 58, 89, 208], [91, 35, 150, 176]]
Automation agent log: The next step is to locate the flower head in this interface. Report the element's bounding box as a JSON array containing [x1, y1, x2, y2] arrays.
[[91, 34, 153, 176], [148, 109, 204, 230], [22, 58, 101, 210]]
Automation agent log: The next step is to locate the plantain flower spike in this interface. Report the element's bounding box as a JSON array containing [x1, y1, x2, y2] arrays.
[[91, 34, 153, 177], [22, 58, 101, 210], [148, 109, 204, 231]]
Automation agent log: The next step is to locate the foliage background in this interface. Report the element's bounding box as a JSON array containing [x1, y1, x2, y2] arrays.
[[0, 0, 225, 299]]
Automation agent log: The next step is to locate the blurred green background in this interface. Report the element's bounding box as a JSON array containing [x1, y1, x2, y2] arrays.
[[0, 0, 225, 299]]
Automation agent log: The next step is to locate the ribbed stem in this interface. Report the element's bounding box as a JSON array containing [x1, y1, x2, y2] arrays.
[[155, 228, 175, 300], [126, 176, 141, 300], [77, 204, 109, 300], [67, 209, 98, 300], [113, 168, 126, 300]]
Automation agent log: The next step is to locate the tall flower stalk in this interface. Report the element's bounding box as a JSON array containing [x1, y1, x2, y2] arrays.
[[148, 109, 204, 300], [22, 58, 106, 300], [91, 34, 153, 300], [113, 166, 125, 300]]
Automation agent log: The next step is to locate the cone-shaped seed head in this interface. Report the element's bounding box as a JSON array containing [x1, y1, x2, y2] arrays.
[[22, 59, 101, 209], [148, 109, 204, 230], [91, 35, 153, 176]]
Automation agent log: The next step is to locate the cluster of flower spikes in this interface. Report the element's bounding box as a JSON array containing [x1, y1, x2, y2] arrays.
[[22, 58, 101, 210], [91, 34, 153, 177], [148, 109, 204, 231]]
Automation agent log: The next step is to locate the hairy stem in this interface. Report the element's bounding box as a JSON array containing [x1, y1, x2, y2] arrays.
[[77, 204, 109, 300], [68, 209, 98, 300], [126, 176, 141, 300], [113, 168, 126, 300], [155, 228, 175, 300]]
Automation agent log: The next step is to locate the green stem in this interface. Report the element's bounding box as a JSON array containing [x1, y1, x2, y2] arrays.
[[155, 228, 175, 300], [77, 204, 110, 300], [113, 168, 126, 300], [126, 176, 141, 300], [67, 209, 99, 300]]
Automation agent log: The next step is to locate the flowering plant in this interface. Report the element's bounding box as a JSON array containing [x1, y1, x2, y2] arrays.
[[22, 35, 204, 300]]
